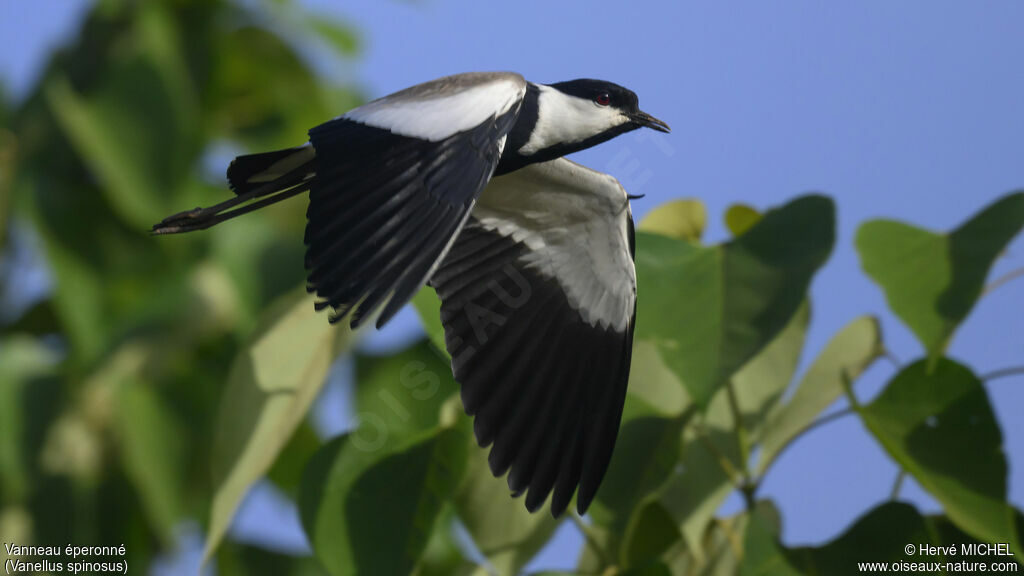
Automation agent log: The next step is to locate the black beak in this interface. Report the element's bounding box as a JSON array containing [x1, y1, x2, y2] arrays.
[[630, 110, 671, 133]]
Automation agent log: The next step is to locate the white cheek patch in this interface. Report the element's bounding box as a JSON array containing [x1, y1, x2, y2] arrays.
[[518, 85, 630, 155], [344, 79, 525, 142]]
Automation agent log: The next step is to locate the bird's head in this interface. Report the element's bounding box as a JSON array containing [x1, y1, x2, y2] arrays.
[[516, 78, 670, 159], [550, 79, 670, 134]]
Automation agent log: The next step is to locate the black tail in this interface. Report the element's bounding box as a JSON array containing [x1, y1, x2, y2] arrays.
[[227, 145, 315, 195], [153, 146, 316, 235]]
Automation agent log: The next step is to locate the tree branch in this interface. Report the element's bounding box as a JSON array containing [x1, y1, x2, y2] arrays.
[[982, 267, 1024, 297], [980, 365, 1024, 382]]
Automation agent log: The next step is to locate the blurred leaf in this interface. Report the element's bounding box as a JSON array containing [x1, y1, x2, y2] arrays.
[[4, 300, 61, 337], [856, 192, 1024, 359], [594, 409, 690, 528], [756, 315, 883, 475], [724, 204, 761, 237], [216, 539, 328, 576], [266, 421, 322, 499], [412, 286, 448, 356], [621, 499, 683, 568], [658, 432, 734, 564], [779, 503, 1024, 574], [0, 506, 32, 552], [352, 340, 459, 452], [114, 378, 186, 542], [639, 198, 706, 243], [45, 58, 195, 230], [695, 515, 746, 576], [205, 289, 348, 562], [306, 14, 361, 56], [0, 128, 14, 249], [739, 502, 800, 576], [729, 301, 810, 443], [858, 358, 1020, 551], [210, 26, 351, 151], [413, 505, 474, 576], [299, 428, 469, 576], [784, 502, 935, 575], [626, 341, 690, 417], [0, 336, 59, 502], [454, 433, 559, 575], [621, 561, 673, 576], [635, 195, 834, 407]]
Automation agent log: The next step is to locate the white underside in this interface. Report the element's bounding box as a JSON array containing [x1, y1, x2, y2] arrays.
[[472, 157, 636, 332]]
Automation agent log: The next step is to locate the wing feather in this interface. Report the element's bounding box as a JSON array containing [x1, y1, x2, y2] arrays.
[[429, 158, 637, 515], [304, 73, 526, 327]]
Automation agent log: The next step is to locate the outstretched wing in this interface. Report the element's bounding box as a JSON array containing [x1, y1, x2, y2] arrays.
[[304, 72, 526, 328], [428, 157, 637, 516]]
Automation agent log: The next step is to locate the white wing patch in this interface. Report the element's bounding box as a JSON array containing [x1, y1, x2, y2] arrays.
[[344, 73, 526, 142], [472, 158, 636, 331]]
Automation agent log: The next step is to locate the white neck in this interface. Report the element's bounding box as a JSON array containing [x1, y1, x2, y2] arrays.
[[517, 85, 630, 156]]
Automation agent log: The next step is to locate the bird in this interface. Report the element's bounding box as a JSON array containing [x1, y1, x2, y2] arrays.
[[153, 71, 670, 516]]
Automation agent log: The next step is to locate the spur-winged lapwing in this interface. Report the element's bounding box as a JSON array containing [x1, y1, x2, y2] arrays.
[[154, 72, 670, 516]]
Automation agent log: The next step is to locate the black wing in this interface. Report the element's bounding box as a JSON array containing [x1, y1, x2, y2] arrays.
[[429, 158, 637, 516], [304, 72, 526, 328]]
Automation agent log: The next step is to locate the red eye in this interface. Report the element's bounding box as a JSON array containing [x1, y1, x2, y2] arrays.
[[595, 93, 611, 106]]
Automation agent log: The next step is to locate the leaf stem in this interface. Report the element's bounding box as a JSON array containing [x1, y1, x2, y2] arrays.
[[890, 470, 907, 500], [980, 365, 1024, 382], [725, 380, 752, 478], [569, 512, 611, 569], [982, 266, 1024, 297], [694, 420, 744, 486], [882, 349, 902, 371], [839, 368, 863, 411]]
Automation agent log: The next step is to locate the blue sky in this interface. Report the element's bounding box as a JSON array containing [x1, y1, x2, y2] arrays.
[[3, 0, 1024, 572]]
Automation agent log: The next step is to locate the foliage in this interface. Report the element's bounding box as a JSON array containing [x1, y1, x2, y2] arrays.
[[1, 1, 1022, 575]]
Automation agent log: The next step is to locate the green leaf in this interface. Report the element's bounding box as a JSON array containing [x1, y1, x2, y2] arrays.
[[204, 289, 348, 562], [756, 315, 883, 475], [266, 421, 322, 499], [114, 378, 186, 541], [44, 60, 195, 230], [0, 336, 59, 502], [724, 204, 761, 237], [639, 198, 707, 242], [212, 25, 351, 151], [412, 286, 448, 357], [454, 434, 559, 575], [783, 502, 934, 575], [306, 14, 361, 56], [657, 302, 809, 562], [626, 341, 691, 418], [669, 301, 809, 558], [858, 358, 1020, 551], [299, 428, 469, 576], [0, 128, 14, 249], [635, 195, 834, 406], [784, 502, 1024, 573], [351, 340, 458, 452], [593, 409, 690, 528], [729, 301, 811, 444], [621, 499, 683, 568], [413, 505, 477, 576], [856, 192, 1024, 358], [740, 502, 801, 576]]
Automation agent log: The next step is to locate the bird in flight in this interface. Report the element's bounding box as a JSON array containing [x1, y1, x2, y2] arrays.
[[154, 72, 670, 516]]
